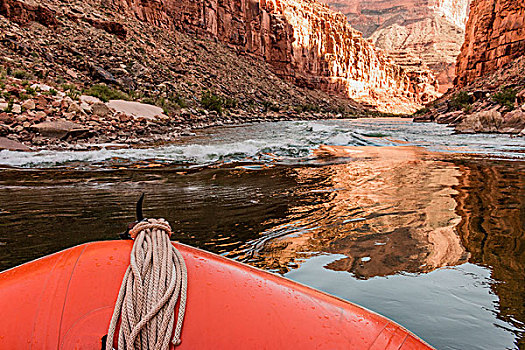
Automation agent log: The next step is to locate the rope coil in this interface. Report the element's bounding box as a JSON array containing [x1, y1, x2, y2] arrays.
[[106, 218, 187, 350]]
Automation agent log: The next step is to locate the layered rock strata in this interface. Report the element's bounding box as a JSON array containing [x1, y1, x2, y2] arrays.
[[101, 0, 436, 113], [455, 0, 525, 86], [321, 0, 471, 92], [415, 0, 525, 135]]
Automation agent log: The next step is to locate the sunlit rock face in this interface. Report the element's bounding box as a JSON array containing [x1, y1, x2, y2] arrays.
[[100, 0, 438, 113], [239, 146, 469, 277], [321, 0, 471, 92], [455, 0, 525, 87]]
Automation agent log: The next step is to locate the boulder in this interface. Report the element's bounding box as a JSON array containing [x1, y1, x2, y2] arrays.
[[21, 100, 35, 111], [435, 111, 464, 125], [31, 120, 87, 138], [0, 137, 30, 151], [79, 95, 103, 105], [107, 100, 167, 120], [92, 102, 112, 117], [455, 108, 524, 134], [500, 109, 525, 134]]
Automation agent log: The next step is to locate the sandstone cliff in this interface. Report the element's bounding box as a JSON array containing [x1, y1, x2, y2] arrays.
[[1, 0, 368, 150], [414, 0, 525, 135], [321, 0, 471, 92], [455, 0, 525, 86], [94, 0, 437, 113]]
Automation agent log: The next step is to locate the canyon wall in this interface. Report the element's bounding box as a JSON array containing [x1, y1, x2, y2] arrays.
[[455, 0, 525, 87], [321, 0, 471, 92], [102, 0, 437, 113]]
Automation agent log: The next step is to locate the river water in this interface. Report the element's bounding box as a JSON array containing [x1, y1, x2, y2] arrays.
[[0, 118, 524, 349]]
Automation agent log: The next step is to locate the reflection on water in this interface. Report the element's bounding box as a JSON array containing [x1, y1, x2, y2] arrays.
[[0, 146, 524, 349], [455, 161, 525, 349], [234, 147, 470, 278]]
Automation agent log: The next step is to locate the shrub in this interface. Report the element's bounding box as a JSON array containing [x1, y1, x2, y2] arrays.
[[449, 91, 472, 111], [67, 90, 80, 100], [492, 88, 517, 110], [414, 107, 430, 116], [172, 94, 187, 109], [201, 90, 223, 114], [223, 97, 238, 109], [25, 87, 36, 96], [3, 99, 13, 113], [262, 100, 279, 112], [13, 70, 31, 80], [84, 84, 129, 102]]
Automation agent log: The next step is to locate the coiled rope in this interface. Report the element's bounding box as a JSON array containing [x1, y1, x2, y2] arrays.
[[105, 218, 187, 350]]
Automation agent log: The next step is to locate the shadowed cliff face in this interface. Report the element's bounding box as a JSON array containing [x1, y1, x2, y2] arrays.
[[320, 0, 471, 92]]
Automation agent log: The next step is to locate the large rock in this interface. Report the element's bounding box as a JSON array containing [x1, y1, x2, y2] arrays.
[[455, 109, 525, 134], [0, 0, 58, 26], [107, 100, 166, 120], [31, 120, 87, 138], [456, 0, 525, 87], [0, 137, 30, 151], [91, 102, 112, 117]]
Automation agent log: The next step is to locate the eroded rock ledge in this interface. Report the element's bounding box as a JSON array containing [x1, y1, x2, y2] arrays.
[[96, 0, 437, 113]]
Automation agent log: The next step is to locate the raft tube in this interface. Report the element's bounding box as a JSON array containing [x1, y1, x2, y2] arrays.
[[0, 241, 433, 349]]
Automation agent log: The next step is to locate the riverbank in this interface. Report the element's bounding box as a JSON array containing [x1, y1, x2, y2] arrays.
[[414, 56, 525, 135], [0, 72, 377, 151]]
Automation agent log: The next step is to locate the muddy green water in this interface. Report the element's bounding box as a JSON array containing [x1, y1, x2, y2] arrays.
[[0, 119, 524, 349]]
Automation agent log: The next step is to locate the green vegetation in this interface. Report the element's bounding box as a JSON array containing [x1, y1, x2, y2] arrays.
[[84, 84, 129, 102], [42, 88, 58, 96], [140, 92, 188, 115], [200, 90, 237, 115], [449, 91, 472, 112], [295, 103, 321, 113], [61, 84, 81, 100], [12, 70, 31, 80], [413, 107, 430, 116], [25, 87, 36, 96], [201, 90, 223, 114], [492, 88, 517, 110], [172, 94, 187, 109], [3, 99, 13, 113], [262, 100, 280, 112]]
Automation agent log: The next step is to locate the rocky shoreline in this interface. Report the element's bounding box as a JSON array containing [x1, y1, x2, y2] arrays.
[[0, 74, 363, 152], [414, 57, 525, 136]]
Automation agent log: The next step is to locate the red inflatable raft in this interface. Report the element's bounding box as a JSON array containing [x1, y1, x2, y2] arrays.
[[0, 241, 433, 349]]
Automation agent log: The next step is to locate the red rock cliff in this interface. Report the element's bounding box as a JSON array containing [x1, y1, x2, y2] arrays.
[[320, 0, 471, 92], [456, 0, 525, 86], [105, 0, 436, 113]]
